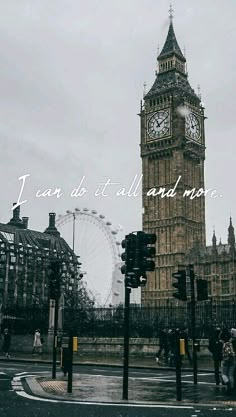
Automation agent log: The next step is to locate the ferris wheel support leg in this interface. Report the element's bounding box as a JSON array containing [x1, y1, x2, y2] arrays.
[[122, 286, 131, 400]]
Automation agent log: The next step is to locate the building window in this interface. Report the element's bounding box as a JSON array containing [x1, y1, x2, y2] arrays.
[[222, 263, 229, 274], [208, 281, 212, 296], [204, 264, 211, 275], [221, 280, 229, 295]]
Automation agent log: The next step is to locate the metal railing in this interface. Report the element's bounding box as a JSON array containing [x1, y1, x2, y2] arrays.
[[2, 301, 236, 337]]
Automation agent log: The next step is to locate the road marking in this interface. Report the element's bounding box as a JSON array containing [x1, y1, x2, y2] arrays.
[[152, 373, 212, 379], [182, 373, 212, 377], [130, 371, 167, 376], [132, 377, 216, 386], [15, 372, 28, 376], [68, 373, 215, 386], [91, 368, 121, 373], [36, 371, 50, 374], [11, 374, 38, 393], [0, 372, 6, 375], [15, 389, 193, 408]]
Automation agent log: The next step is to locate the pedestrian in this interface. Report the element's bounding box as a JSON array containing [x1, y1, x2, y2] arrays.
[[61, 347, 70, 376], [230, 328, 236, 390], [155, 328, 169, 364], [221, 330, 236, 393], [208, 327, 223, 385], [2, 328, 11, 359], [180, 327, 192, 365], [32, 329, 42, 354], [168, 328, 177, 367]]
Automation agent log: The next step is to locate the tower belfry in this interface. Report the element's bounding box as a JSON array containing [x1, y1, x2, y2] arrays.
[[140, 10, 206, 306]]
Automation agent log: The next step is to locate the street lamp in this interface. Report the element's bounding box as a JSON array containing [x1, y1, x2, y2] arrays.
[[66, 208, 81, 252]]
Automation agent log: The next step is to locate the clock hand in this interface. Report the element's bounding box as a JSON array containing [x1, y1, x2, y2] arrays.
[[159, 115, 169, 126]]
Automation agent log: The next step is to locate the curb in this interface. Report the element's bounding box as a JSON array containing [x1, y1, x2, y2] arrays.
[[0, 357, 214, 373], [23, 376, 236, 409]]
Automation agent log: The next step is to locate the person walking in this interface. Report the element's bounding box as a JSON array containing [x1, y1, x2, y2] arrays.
[[2, 328, 11, 359], [180, 328, 192, 365], [155, 328, 169, 364], [61, 347, 70, 376], [168, 328, 177, 367], [208, 327, 223, 385], [221, 330, 236, 393], [32, 329, 42, 354], [230, 328, 236, 390]]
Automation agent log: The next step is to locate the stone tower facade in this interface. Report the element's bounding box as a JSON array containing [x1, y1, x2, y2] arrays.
[[140, 17, 206, 306]]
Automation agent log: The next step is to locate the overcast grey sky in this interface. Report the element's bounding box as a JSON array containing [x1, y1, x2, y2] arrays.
[[0, 0, 235, 248]]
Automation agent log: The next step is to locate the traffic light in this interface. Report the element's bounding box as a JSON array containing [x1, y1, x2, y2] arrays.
[[136, 231, 156, 278], [121, 233, 138, 288], [124, 275, 139, 288], [172, 269, 187, 301], [48, 259, 61, 300], [121, 231, 156, 288], [121, 234, 137, 275], [196, 279, 208, 301]]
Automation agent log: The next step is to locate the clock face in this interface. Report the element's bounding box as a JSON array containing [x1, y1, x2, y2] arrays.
[[185, 112, 201, 141], [147, 110, 170, 139]]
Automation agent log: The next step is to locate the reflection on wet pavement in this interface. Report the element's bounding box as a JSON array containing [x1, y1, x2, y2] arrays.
[[38, 374, 236, 405]]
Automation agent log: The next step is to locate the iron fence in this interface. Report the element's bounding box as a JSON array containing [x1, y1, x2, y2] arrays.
[[2, 301, 236, 338]]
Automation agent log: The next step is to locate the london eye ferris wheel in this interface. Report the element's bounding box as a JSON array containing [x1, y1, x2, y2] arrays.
[[56, 208, 124, 306]]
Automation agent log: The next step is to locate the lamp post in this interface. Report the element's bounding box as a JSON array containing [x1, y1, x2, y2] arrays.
[[72, 213, 75, 252], [66, 209, 80, 253]]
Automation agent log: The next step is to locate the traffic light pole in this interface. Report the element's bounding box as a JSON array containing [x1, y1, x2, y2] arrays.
[[175, 331, 182, 401], [52, 296, 59, 379], [67, 334, 73, 393], [189, 264, 198, 385], [122, 285, 131, 400]]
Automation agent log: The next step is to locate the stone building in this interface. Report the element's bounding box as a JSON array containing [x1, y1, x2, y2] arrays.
[[188, 220, 236, 305], [140, 12, 235, 306], [0, 204, 80, 308]]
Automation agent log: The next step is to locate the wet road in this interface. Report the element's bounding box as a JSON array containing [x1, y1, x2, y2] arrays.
[[0, 362, 235, 416]]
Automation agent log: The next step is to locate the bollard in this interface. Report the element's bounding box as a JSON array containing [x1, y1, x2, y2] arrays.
[[73, 337, 78, 352], [180, 339, 185, 355]]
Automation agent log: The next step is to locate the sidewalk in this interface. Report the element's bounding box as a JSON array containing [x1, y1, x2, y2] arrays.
[[7, 352, 236, 407], [25, 371, 236, 407]]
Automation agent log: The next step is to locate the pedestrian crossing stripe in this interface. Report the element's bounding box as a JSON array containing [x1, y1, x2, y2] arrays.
[[11, 374, 38, 392]]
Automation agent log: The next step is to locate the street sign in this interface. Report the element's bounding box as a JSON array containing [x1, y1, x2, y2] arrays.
[[139, 276, 147, 286]]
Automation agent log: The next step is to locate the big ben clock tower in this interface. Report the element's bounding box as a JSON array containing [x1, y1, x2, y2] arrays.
[[141, 9, 206, 306]]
